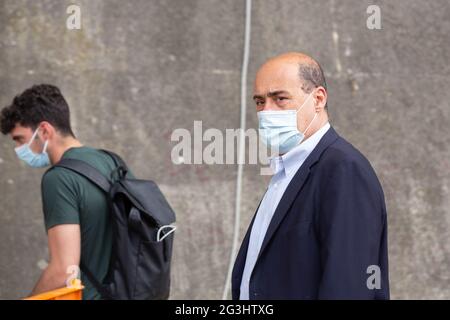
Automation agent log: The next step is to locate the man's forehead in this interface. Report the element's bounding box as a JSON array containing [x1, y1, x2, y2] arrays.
[[10, 124, 32, 136], [257, 58, 300, 76], [254, 67, 301, 95], [253, 86, 300, 98]]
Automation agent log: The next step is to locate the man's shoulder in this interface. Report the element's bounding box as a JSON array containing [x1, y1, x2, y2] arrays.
[[41, 165, 81, 191], [63, 146, 106, 163], [315, 132, 386, 207], [42, 147, 104, 187], [320, 133, 372, 169], [60, 146, 117, 176], [314, 132, 383, 194]]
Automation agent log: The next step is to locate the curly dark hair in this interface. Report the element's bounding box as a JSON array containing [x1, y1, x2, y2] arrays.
[[0, 84, 75, 136]]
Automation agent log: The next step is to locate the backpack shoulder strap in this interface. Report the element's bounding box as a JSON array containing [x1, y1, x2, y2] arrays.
[[100, 149, 129, 179], [100, 149, 127, 168], [53, 158, 111, 193], [79, 260, 112, 299]]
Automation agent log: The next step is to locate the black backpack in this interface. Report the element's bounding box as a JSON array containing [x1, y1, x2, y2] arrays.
[[48, 150, 176, 300]]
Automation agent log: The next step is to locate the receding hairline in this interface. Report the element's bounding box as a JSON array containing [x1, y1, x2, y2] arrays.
[[258, 52, 324, 80], [256, 52, 328, 108]]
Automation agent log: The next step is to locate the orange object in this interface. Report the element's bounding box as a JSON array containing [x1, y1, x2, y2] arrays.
[[24, 279, 84, 300]]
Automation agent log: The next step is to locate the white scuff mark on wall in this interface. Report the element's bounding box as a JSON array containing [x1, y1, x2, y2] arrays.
[[211, 69, 236, 75], [344, 35, 353, 58], [90, 116, 98, 125], [345, 45, 352, 57], [332, 28, 342, 75], [330, 0, 342, 77], [351, 79, 360, 92], [37, 259, 48, 270]]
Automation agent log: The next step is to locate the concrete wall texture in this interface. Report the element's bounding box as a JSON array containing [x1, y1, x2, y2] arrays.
[[0, 0, 449, 299]]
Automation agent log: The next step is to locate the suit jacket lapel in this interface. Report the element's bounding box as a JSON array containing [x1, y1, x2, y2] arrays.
[[257, 127, 340, 259]]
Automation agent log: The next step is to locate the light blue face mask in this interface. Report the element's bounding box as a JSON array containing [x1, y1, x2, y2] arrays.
[[258, 92, 318, 154], [15, 127, 50, 168]]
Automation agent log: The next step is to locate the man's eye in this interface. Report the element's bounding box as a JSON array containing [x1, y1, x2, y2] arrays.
[[255, 101, 264, 106], [277, 97, 288, 102]]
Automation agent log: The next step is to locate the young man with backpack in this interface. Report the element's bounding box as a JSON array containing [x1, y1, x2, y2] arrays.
[[1, 84, 175, 300]]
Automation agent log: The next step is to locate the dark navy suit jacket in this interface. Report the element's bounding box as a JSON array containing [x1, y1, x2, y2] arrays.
[[232, 127, 389, 300]]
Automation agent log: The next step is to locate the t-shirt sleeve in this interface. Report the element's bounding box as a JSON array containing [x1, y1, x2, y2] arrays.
[[41, 168, 80, 231]]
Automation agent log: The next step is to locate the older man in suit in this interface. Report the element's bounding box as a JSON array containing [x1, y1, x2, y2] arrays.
[[232, 52, 389, 300]]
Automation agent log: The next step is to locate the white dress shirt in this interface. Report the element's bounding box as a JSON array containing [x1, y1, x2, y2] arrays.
[[239, 122, 330, 300]]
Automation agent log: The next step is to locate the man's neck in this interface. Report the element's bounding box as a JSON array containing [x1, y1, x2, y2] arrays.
[[49, 138, 83, 165], [302, 116, 329, 143]]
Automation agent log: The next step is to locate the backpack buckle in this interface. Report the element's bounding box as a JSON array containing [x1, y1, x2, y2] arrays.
[[111, 165, 128, 181]]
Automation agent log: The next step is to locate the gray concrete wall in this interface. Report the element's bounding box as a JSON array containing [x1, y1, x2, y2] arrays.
[[0, 0, 449, 299]]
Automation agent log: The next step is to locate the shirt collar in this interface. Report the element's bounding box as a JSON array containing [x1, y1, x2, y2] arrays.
[[269, 156, 284, 175], [270, 122, 331, 178]]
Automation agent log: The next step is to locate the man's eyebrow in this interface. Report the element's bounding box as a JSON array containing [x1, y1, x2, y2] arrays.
[[253, 91, 291, 100], [267, 90, 290, 97]]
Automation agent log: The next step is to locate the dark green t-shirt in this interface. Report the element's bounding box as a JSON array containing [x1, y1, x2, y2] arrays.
[[41, 146, 117, 300]]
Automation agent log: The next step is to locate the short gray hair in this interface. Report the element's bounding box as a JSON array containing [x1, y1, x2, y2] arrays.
[[298, 62, 328, 110]]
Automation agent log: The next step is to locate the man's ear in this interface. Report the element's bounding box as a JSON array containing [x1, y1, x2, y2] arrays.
[[39, 121, 54, 140], [314, 87, 327, 112]]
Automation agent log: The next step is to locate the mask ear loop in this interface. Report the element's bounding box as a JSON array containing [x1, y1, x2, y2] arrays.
[[35, 127, 49, 154], [42, 139, 49, 153], [295, 91, 314, 114], [301, 90, 319, 137], [303, 112, 318, 136], [29, 127, 49, 154], [28, 127, 40, 146]]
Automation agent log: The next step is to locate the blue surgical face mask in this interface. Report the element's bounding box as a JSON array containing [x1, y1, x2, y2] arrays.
[[15, 127, 50, 168], [258, 92, 318, 154]]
